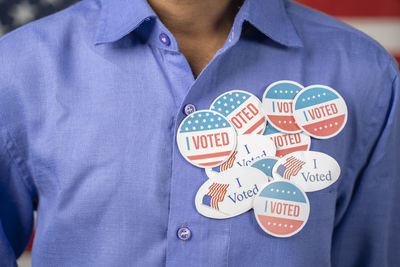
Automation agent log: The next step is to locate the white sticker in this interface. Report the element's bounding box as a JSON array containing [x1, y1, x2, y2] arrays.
[[263, 123, 311, 157], [253, 180, 310, 238], [293, 85, 348, 139], [272, 151, 341, 192], [262, 81, 304, 133], [195, 167, 269, 219], [210, 90, 266, 135], [177, 110, 237, 168], [219, 134, 276, 172]]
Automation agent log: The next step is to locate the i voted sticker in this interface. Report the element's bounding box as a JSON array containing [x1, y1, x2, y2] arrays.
[[253, 180, 310, 237], [210, 90, 266, 135], [263, 123, 311, 157], [262, 81, 304, 133], [177, 110, 237, 168], [272, 151, 340, 192], [219, 134, 276, 172], [196, 167, 269, 219], [251, 157, 278, 181], [293, 85, 348, 139]]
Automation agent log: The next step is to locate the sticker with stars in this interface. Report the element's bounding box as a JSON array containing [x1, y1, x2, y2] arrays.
[[251, 157, 279, 182], [293, 85, 348, 139], [218, 134, 276, 172], [177, 110, 237, 168], [253, 180, 310, 238], [263, 123, 311, 157], [210, 90, 266, 135], [262, 80, 304, 133]]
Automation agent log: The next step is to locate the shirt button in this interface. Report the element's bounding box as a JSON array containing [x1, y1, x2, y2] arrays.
[[159, 33, 171, 46], [177, 227, 192, 241], [183, 104, 196, 116]]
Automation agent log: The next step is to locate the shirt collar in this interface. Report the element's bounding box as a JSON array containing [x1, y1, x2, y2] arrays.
[[95, 0, 303, 48]]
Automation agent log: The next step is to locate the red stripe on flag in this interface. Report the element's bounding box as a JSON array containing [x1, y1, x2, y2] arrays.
[[296, 0, 400, 17]]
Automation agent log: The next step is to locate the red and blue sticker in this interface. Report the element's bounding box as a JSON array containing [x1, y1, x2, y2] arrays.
[[253, 180, 310, 237], [176, 110, 237, 168], [263, 123, 311, 157], [262, 81, 304, 133], [293, 85, 348, 139], [210, 90, 266, 135]]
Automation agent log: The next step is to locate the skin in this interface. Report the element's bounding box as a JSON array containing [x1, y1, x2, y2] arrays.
[[148, 0, 244, 78]]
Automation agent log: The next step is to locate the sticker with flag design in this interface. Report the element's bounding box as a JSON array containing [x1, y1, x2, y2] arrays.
[[210, 90, 266, 135], [177, 110, 237, 168], [272, 151, 341, 192], [253, 180, 310, 237], [218, 134, 276, 172], [293, 85, 348, 139], [196, 166, 269, 219], [262, 81, 304, 133], [263, 123, 311, 157]]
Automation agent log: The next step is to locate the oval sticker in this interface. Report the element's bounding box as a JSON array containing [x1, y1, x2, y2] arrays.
[[253, 180, 310, 237], [219, 134, 276, 172], [272, 151, 341, 192], [177, 110, 237, 168], [196, 167, 269, 219], [293, 85, 348, 139], [263, 123, 311, 157], [262, 80, 304, 133], [210, 90, 266, 135]]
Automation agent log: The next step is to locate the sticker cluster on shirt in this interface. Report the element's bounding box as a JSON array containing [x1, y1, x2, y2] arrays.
[[176, 80, 347, 238]]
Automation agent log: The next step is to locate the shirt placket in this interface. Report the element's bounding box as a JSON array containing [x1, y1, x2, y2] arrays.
[[151, 26, 240, 267]]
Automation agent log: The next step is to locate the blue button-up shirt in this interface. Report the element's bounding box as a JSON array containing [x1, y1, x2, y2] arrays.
[[0, 0, 399, 266]]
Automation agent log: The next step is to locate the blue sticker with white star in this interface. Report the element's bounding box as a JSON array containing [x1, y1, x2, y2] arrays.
[[210, 90, 266, 135], [177, 110, 237, 168]]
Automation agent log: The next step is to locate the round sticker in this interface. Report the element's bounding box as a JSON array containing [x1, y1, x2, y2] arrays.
[[251, 157, 278, 181], [262, 81, 304, 133], [210, 90, 266, 135], [253, 180, 310, 237], [263, 123, 311, 157], [272, 151, 341, 192], [196, 166, 269, 219], [177, 110, 237, 168], [219, 134, 276, 172], [293, 85, 348, 139]]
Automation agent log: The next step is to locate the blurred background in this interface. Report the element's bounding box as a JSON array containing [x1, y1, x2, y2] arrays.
[[0, 0, 399, 266]]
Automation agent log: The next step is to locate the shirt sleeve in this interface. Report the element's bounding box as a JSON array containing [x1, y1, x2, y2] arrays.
[[0, 130, 35, 266], [331, 63, 400, 266]]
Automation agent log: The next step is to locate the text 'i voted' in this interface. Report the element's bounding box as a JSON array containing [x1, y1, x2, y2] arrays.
[[263, 81, 304, 133], [272, 151, 341, 192], [196, 167, 269, 219], [177, 110, 237, 168]]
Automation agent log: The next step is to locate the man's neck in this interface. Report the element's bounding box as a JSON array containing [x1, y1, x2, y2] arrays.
[[148, 0, 244, 77]]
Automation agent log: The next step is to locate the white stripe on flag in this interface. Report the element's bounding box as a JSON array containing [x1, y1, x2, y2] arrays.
[[339, 17, 400, 54]]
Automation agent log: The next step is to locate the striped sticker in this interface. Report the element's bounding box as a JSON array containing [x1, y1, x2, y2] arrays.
[[263, 123, 311, 157], [253, 180, 310, 237], [177, 110, 237, 168], [262, 81, 304, 133], [293, 85, 348, 139], [210, 90, 266, 135]]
